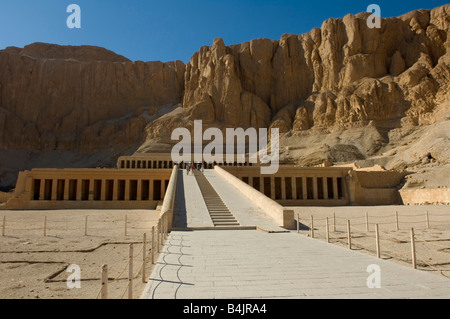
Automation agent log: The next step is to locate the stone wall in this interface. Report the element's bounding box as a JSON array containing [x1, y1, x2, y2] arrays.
[[1, 168, 172, 210], [400, 188, 450, 205]]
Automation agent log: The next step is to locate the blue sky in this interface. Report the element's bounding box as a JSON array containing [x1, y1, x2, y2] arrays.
[[0, 0, 448, 63]]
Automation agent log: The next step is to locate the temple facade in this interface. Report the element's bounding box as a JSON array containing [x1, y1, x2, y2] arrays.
[[0, 153, 407, 210]]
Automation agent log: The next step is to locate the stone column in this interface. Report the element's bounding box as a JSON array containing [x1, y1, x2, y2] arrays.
[[100, 179, 106, 201], [76, 179, 83, 201], [302, 177, 307, 200], [249, 177, 253, 188], [39, 180, 46, 201], [270, 177, 275, 200], [323, 177, 329, 200], [26, 177, 34, 200], [88, 179, 94, 201], [113, 180, 118, 201], [313, 177, 318, 200], [281, 177, 286, 200], [333, 177, 339, 200], [64, 179, 70, 201], [149, 179, 154, 201], [51, 179, 58, 201]]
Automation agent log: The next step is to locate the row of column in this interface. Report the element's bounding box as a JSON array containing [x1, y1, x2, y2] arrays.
[[181, 162, 254, 169], [120, 160, 174, 169], [244, 176, 344, 201], [32, 178, 169, 202], [120, 159, 255, 170], [217, 162, 253, 167]]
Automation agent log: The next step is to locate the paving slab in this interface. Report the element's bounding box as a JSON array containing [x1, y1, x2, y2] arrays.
[[141, 230, 450, 299], [173, 170, 213, 228], [147, 169, 450, 299], [203, 170, 286, 232]]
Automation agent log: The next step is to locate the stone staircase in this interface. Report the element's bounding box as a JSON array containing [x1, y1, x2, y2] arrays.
[[193, 170, 240, 227]]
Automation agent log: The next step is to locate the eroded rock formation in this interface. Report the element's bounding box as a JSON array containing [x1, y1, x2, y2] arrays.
[[0, 42, 185, 152], [1, 5, 449, 189]]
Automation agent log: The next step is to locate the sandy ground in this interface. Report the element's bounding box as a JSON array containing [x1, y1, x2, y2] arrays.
[[291, 205, 450, 279], [1, 205, 449, 299], [0, 209, 162, 299]]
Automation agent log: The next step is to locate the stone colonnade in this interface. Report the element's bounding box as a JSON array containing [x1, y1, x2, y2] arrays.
[[222, 166, 350, 205], [117, 155, 254, 170], [25, 169, 171, 202]]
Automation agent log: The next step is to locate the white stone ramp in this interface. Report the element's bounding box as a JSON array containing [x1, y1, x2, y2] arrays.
[[141, 230, 450, 299], [172, 170, 213, 229], [144, 169, 450, 299], [203, 169, 286, 232]]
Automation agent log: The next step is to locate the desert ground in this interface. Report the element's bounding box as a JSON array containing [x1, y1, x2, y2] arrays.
[[292, 205, 450, 279], [0, 205, 449, 299], [0, 209, 161, 299]]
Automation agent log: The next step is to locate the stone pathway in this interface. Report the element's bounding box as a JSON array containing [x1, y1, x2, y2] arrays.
[[142, 169, 450, 299], [141, 229, 450, 299], [172, 170, 213, 229]]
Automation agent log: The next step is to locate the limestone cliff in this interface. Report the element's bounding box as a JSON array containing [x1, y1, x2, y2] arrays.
[[179, 6, 449, 130], [143, 4, 450, 176], [0, 42, 185, 152], [0, 43, 185, 188], [1, 5, 450, 190]]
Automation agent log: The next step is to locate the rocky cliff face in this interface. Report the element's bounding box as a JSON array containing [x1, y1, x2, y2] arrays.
[[180, 6, 449, 131], [1, 5, 449, 189], [144, 4, 450, 174], [0, 42, 185, 153], [0, 43, 185, 188]]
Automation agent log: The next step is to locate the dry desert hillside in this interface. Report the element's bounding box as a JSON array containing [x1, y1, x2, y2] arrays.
[[0, 4, 449, 192]]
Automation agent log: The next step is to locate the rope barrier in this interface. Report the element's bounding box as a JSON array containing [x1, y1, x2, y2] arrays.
[[110, 263, 129, 283], [95, 284, 103, 299], [133, 261, 145, 280], [398, 214, 427, 218], [1, 212, 168, 300], [1, 215, 158, 235], [429, 219, 450, 223], [423, 212, 450, 217], [120, 281, 131, 299], [302, 214, 450, 280], [133, 244, 145, 259], [95, 211, 170, 299], [6, 227, 43, 231], [416, 239, 450, 250], [415, 256, 450, 278]]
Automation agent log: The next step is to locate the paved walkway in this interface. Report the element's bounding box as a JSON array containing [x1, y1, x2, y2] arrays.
[[142, 169, 450, 299], [205, 170, 286, 232], [172, 170, 213, 228]]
